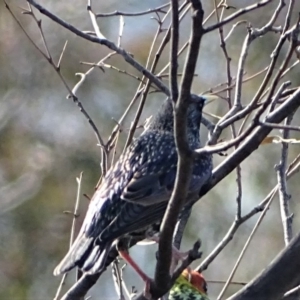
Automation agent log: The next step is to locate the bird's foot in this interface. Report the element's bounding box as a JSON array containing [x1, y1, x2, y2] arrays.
[[149, 235, 189, 262], [171, 246, 189, 261], [143, 279, 152, 300]]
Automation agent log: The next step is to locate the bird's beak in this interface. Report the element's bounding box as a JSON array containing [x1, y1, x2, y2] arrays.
[[200, 94, 219, 106]]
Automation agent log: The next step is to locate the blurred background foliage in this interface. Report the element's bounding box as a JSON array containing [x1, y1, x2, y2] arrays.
[[1, 0, 300, 299]]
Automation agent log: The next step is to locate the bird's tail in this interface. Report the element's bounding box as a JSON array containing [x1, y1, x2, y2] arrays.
[[53, 232, 114, 276], [81, 241, 112, 274], [53, 232, 94, 276]]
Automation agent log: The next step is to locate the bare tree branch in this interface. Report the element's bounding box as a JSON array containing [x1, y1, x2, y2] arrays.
[[95, 3, 170, 18], [152, 1, 204, 298], [227, 231, 300, 300], [5, 1, 300, 300], [27, 0, 170, 96], [200, 87, 300, 192], [123, 0, 190, 150], [197, 89, 300, 273], [204, 0, 273, 33], [276, 114, 294, 246]]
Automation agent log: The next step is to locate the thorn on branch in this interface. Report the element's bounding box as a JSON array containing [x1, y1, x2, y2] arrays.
[[63, 211, 80, 218]]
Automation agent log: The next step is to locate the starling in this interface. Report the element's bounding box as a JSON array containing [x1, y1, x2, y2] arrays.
[[54, 96, 212, 276], [169, 269, 209, 300]]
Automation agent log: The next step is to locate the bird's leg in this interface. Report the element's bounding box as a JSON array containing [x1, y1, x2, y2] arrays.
[[118, 250, 150, 283], [118, 250, 152, 299]]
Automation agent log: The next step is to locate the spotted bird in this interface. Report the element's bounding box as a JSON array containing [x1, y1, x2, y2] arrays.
[[54, 96, 212, 277]]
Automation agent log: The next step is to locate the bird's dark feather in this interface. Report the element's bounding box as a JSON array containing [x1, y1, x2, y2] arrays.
[[54, 96, 212, 276]]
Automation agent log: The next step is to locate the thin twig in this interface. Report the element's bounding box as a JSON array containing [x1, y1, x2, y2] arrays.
[[227, 231, 300, 300], [217, 189, 275, 299], [276, 114, 294, 246], [123, 1, 190, 151], [5, 1, 109, 175], [260, 121, 300, 132], [214, 7, 292, 135], [198, 151, 300, 273], [208, 66, 268, 96], [283, 284, 300, 299], [224, 20, 248, 41], [157, 3, 191, 76], [204, 0, 272, 33], [173, 204, 192, 250], [54, 173, 83, 300], [214, 0, 243, 222], [96, 3, 170, 18], [27, 0, 170, 96], [87, 0, 106, 39], [112, 261, 125, 300], [170, 0, 179, 103]]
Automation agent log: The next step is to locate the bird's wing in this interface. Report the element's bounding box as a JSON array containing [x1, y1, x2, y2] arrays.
[[54, 132, 177, 275], [120, 134, 212, 206], [100, 201, 167, 241], [121, 171, 174, 205], [99, 174, 206, 242], [54, 129, 211, 275], [120, 133, 178, 206], [99, 133, 212, 241]]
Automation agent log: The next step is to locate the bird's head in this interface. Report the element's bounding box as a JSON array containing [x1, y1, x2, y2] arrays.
[[146, 95, 207, 135], [186, 95, 207, 134]]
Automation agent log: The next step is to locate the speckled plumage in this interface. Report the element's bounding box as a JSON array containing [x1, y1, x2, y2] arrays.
[[54, 97, 212, 276], [169, 269, 209, 300]]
